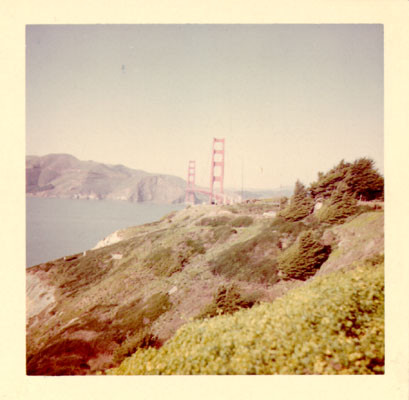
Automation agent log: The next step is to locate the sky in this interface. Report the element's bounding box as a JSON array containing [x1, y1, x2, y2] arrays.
[[26, 24, 383, 190]]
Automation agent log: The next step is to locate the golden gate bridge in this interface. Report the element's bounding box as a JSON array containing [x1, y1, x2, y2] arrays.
[[185, 138, 242, 205]]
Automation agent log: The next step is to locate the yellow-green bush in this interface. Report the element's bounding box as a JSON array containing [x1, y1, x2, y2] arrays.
[[107, 262, 384, 375]]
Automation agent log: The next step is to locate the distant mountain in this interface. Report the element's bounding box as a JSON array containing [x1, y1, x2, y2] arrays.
[[26, 154, 186, 204]]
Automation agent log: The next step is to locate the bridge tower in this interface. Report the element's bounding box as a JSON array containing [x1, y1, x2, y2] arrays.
[[209, 138, 225, 204], [185, 160, 196, 204]]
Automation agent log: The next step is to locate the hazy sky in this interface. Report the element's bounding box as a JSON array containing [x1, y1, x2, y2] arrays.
[[26, 24, 383, 190]]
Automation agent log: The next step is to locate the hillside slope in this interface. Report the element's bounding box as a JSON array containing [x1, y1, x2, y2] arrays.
[[109, 261, 384, 375], [26, 154, 187, 204], [26, 197, 384, 375]]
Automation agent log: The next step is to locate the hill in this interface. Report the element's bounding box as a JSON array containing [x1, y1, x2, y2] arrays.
[[26, 201, 384, 375], [26, 157, 384, 375], [26, 154, 187, 204]]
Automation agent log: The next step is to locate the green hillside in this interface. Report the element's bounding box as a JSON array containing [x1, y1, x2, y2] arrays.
[[26, 158, 384, 375], [109, 260, 383, 375]]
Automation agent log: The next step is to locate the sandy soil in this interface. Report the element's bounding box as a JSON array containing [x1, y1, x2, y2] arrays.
[[26, 272, 56, 321]]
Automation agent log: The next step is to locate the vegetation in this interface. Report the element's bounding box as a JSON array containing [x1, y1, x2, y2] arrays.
[[277, 230, 331, 280], [108, 262, 384, 375], [315, 183, 358, 225], [279, 180, 314, 222], [212, 225, 236, 243], [223, 199, 281, 215], [195, 284, 260, 319], [270, 217, 307, 237], [230, 215, 254, 227], [26, 157, 384, 376], [110, 292, 171, 363], [185, 238, 206, 255], [144, 247, 183, 277], [309, 158, 383, 201], [210, 230, 280, 284], [197, 216, 231, 227]]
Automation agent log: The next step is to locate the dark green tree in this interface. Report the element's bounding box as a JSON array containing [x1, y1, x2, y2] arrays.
[[344, 158, 384, 201], [309, 159, 351, 200], [278, 230, 331, 280], [309, 158, 383, 201], [280, 180, 314, 222], [316, 182, 358, 224]]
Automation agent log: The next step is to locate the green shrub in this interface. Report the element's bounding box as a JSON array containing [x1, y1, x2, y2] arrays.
[[112, 329, 159, 364], [144, 247, 183, 277], [316, 185, 358, 225], [111, 292, 171, 364], [195, 284, 260, 319], [230, 216, 254, 227], [143, 292, 172, 321], [108, 263, 384, 375], [277, 230, 331, 280], [185, 238, 206, 255], [210, 230, 280, 284], [212, 226, 236, 243], [309, 158, 384, 201], [270, 217, 307, 237], [197, 216, 231, 227], [279, 181, 314, 222]]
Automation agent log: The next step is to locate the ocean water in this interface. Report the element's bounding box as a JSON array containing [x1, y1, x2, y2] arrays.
[[26, 197, 185, 268]]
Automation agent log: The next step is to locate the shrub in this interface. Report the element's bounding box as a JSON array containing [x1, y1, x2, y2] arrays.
[[270, 217, 307, 237], [279, 181, 314, 222], [230, 216, 254, 227], [309, 158, 384, 201], [144, 247, 183, 277], [185, 238, 206, 255], [195, 284, 260, 319], [277, 230, 331, 280], [108, 263, 384, 375], [197, 216, 231, 227], [212, 226, 236, 243], [316, 184, 358, 225], [112, 329, 159, 364], [210, 230, 280, 284], [111, 292, 171, 364]]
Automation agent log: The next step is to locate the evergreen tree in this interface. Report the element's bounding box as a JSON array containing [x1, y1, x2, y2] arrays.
[[316, 182, 358, 224], [280, 180, 314, 222], [344, 158, 384, 201], [309, 158, 383, 202], [277, 230, 331, 280]]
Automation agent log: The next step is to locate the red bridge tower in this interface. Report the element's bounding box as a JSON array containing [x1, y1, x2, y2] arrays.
[[209, 138, 225, 204], [185, 160, 196, 204]]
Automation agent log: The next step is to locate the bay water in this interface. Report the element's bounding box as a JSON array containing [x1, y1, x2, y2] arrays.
[[26, 197, 185, 268]]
